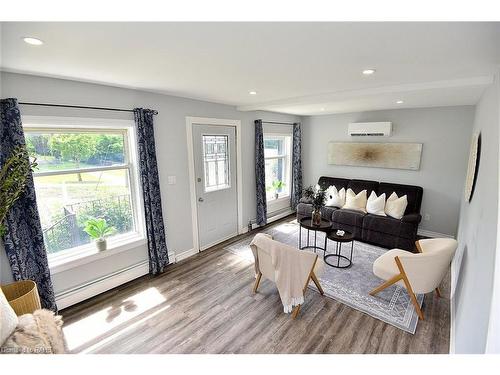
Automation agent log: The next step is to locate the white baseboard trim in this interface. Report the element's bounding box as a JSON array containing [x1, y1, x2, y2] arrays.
[[174, 247, 198, 262], [56, 260, 149, 310], [417, 229, 455, 239]]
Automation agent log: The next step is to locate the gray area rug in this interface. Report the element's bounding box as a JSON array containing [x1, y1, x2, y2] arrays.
[[224, 219, 424, 334]]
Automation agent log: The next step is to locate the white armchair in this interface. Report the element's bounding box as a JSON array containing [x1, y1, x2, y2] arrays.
[[370, 238, 458, 320]]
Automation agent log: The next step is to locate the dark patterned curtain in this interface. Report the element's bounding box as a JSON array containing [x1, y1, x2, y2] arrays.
[[291, 122, 303, 210], [0, 98, 57, 311], [255, 120, 267, 226], [133, 108, 169, 275]]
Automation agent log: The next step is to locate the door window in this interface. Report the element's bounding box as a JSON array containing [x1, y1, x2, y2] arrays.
[[202, 135, 230, 192]]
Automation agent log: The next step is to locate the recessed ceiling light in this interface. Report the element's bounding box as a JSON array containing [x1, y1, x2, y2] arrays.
[[320, 108, 325, 111], [249, 91, 257, 95], [362, 69, 376, 75], [23, 37, 44, 45], [396, 100, 404, 104]]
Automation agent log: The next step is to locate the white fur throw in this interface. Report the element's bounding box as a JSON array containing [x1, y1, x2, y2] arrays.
[[0, 309, 66, 354]]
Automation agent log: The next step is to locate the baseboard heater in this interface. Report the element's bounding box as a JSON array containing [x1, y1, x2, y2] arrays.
[[248, 208, 295, 231], [55, 260, 149, 310]]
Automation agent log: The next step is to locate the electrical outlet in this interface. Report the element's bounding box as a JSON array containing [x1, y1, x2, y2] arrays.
[[424, 214, 430, 221], [167, 175, 176, 185]]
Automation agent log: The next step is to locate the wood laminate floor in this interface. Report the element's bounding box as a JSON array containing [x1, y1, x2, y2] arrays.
[[61, 216, 450, 354]]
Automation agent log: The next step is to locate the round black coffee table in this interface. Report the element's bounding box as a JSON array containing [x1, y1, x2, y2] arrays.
[[325, 230, 355, 268], [299, 216, 332, 253]]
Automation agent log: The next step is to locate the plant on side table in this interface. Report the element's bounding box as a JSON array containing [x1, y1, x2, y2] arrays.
[[83, 218, 116, 251], [303, 185, 326, 226]]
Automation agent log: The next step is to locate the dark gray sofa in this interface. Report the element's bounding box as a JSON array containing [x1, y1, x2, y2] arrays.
[[296, 176, 423, 251]]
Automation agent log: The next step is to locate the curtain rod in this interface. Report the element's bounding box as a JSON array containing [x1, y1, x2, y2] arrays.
[[18, 102, 159, 115], [260, 120, 296, 125]]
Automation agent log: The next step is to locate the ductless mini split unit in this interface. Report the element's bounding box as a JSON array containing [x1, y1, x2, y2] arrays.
[[348, 122, 392, 137]]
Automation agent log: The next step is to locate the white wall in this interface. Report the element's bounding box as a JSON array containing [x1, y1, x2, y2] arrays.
[[0, 72, 299, 305], [452, 71, 500, 354], [302, 106, 474, 236]]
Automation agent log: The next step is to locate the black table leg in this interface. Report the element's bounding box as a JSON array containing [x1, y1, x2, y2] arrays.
[[324, 239, 354, 268]]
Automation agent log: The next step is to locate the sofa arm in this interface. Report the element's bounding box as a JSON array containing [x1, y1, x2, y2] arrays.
[[299, 197, 313, 204], [401, 213, 422, 224]]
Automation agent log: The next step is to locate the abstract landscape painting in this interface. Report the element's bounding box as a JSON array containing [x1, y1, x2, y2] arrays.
[[327, 142, 423, 170]]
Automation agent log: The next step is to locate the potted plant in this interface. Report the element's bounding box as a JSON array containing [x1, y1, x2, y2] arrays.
[[0, 146, 38, 236], [83, 218, 116, 251], [303, 185, 326, 226], [267, 180, 286, 200]]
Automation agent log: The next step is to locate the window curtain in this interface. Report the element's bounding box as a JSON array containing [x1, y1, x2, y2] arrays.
[[133, 108, 169, 275], [255, 119, 267, 226], [0, 98, 57, 311], [291, 122, 303, 210]]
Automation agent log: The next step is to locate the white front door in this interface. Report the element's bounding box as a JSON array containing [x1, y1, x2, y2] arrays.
[[192, 124, 238, 250]]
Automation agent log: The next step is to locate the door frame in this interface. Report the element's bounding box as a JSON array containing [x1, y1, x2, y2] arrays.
[[186, 116, 243, 253]]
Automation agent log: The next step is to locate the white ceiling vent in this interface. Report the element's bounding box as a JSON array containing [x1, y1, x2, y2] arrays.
[[348, 122, 392, 137]]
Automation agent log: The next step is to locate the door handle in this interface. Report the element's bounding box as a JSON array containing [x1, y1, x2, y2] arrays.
[[198, 197, 204, 202]]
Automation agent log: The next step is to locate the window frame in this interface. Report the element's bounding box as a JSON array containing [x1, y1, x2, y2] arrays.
[[263, 133, 293, 208], [22, 116, 146, 272]]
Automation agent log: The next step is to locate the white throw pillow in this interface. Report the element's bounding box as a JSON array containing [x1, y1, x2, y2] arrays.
[[0, 288, 18, 345], [366, 191, 387, 216], [342, 189, 367, 213], [385, 192, 408, 219], [325, 186, 346, 208]]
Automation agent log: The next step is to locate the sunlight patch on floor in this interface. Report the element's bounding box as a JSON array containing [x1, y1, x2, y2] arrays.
[[80, 304, 172, 353], [63, 287, 167, 351]]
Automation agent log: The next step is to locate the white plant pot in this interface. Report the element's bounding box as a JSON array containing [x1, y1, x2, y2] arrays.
[[95, 238, 107, 252]]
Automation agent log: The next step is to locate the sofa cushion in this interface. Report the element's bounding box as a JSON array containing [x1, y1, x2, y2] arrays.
[[362, 228, 416, 251], [378, 182, 423, 215], [342, 189, 367, 213], [366, 191, 387, 216], [333, 209, 366, 228], [363, 214, 416, 239], [385, 192, 408, 219], [325, 186, 345, 208], [320, 206, 337, 221]]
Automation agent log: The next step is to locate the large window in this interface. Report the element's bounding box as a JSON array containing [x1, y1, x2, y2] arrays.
[[25, 122, 143, 258], [264, 134, 292, 203]]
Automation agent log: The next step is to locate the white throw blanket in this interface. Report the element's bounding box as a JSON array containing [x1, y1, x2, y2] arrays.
[[250, 233, 322, 313]]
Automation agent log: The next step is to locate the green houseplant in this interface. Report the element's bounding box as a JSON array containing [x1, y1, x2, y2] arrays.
[[267, 180, 286, 200], [303, 185, 326, 226], [0, 146, 38, 236], [83, 218, 116, 251]]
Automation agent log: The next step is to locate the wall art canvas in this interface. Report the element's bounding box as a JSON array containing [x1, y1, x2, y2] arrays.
[[327, 142, 423, 170], [464, 132, 481, 202]]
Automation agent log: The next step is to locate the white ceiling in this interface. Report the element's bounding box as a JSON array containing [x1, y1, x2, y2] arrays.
[[1, 22, 499, 115]]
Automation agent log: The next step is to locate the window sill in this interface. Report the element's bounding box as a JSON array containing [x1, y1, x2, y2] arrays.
[[267, 195, 290, 205], [48, 233, 147, 275]]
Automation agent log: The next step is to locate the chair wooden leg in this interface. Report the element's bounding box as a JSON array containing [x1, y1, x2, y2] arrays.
[[407, 288, 424, 320], [292, 304, 301, 319], [395, 257, 424, 320], [253, 272, 262, 294], [435, 287, 442, 298], [311, 272, 324, 296], [369, 273, 403, 296]]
